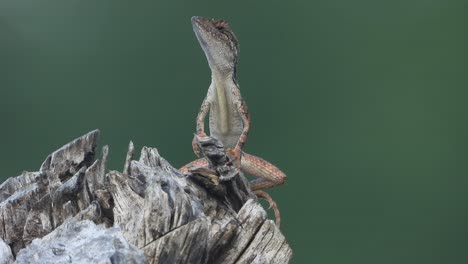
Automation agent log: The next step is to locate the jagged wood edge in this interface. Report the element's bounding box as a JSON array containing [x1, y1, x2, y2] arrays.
[[0, 130, 292, 263]]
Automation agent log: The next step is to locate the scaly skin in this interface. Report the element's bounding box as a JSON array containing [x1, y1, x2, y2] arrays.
[[181, 16, 286, 227]]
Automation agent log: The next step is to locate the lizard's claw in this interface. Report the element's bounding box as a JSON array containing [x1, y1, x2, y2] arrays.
[[227, 147, 242, 168], [191, 137, 201, 157], [254, 190, 281, 228], [192, 132, 208, 157]]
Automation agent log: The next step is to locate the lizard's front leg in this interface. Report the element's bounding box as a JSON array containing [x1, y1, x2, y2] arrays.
[[227, 97, 251, 164], [192, 98, 210, 157], [180, 98, 210, 173]]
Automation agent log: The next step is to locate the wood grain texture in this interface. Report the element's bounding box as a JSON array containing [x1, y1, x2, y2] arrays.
[[0, 130, 292, 263]]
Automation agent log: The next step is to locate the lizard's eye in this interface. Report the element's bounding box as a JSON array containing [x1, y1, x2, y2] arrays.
[[214, 20, 228, 31]]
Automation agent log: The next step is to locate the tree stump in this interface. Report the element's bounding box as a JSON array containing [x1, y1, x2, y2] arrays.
[[0, 130, 292, 263]]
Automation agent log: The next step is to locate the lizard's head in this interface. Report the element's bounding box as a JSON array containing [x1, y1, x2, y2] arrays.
[[191, 16, 239, 73]]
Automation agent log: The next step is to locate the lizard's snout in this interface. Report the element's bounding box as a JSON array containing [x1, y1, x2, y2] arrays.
[[191, 16, 200, 24]]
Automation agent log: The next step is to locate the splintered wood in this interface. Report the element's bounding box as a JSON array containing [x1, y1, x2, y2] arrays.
[[0, 130, 292, 263]]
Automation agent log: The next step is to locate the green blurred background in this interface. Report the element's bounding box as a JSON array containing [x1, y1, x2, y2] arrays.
[[1, 0, 467, 263]]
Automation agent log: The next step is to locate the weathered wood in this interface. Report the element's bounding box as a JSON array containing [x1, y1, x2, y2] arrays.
[[0, 130, 292, 263], [15, 219, 146, 264], [0, 238, 13, 264]]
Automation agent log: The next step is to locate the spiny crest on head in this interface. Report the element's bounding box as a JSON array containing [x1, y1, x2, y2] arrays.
[[213, 19, 229, 30], [211, 18, 239, 61]]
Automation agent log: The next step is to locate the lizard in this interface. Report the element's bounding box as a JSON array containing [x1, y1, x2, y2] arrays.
[[180, 16, 287, 227]]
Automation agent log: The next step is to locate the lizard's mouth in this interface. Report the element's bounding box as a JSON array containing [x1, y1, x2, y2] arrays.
[[191, 16, 211, 31], [192, 16, 219, 50], [191, 16, 229, 38], [191, 17, 209, 48]]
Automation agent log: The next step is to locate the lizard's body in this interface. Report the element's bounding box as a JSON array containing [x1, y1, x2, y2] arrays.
[[207, 74, 243, 149], [182, 16, 286, 226]]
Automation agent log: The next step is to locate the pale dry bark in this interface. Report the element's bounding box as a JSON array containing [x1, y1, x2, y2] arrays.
[[0, 130, 292, 263]]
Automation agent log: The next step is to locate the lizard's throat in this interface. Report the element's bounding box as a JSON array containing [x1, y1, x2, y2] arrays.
[[212, 72, 235, 135]]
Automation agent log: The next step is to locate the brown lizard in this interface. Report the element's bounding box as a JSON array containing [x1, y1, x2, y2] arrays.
[[181, 16, 287, 227]]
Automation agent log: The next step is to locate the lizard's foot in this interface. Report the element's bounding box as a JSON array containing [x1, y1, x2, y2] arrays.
[[192, 132, 208, 157], [254, 190, 281, 228], [180, 158, 208, 175], [188, 166, 220, 185], [226, 147, 242, 168]]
